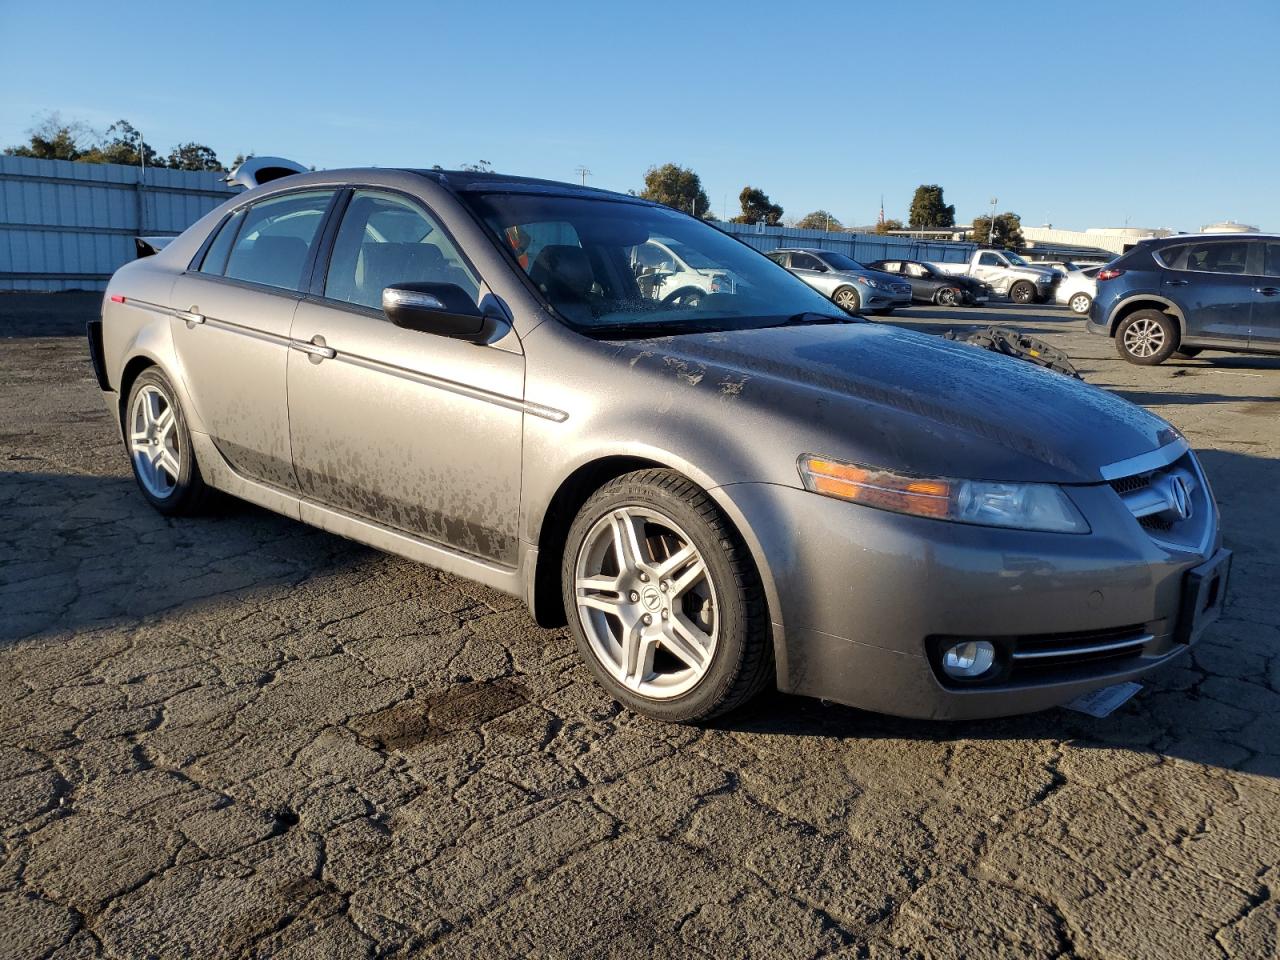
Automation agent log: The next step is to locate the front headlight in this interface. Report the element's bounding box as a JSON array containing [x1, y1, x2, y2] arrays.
[[798, 456, 1090, 533], [856, 277, 881, 289]]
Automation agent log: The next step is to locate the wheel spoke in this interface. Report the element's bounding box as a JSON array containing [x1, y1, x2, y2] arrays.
[[664, 614, 711, 672], [620, 623, 656, 688], [610, 509, 648, 575], [652, 543, 697, 581], [669, 557, 707, 599], [576, 575, 624, 615], [157, 449, 180, 481], [154, 406, 175, 440]]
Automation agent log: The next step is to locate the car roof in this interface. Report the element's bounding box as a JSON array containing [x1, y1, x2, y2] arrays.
[[1145, 232, 1280, 245], [403, 168, 651, 204]]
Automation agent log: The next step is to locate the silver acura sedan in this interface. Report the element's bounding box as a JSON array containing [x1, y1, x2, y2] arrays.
[[89, 168, 1231, 723]]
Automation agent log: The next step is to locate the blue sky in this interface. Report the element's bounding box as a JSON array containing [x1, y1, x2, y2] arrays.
[[2, 0, 1277, 232]]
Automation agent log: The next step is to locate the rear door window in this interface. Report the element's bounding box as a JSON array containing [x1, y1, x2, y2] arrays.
[[1176, 241, 1250, 275], [1262, 242, 1280, 279], [198, 209, 245, 276], [223, 190, 335, 291], [790, 253, 825, 271]]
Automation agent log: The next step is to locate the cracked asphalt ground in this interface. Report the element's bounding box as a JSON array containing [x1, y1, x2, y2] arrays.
[[2, 292, 1279, 959]]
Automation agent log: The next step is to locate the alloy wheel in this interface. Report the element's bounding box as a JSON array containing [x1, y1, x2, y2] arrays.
[[834, 288, 859, 311], [937, 288, 958, 306], [573, 506, 718, 699], [1123, 317, 1165, 358], [1070, 293, 1091, 314], [129, 384, 181, 498]]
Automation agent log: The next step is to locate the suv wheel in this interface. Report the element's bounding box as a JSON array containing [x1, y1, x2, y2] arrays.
[[562, 469, 773, 722], [1009, 280, 1036, 304], [125, 368, 211, 514], [1115, 310, 1179, 365]]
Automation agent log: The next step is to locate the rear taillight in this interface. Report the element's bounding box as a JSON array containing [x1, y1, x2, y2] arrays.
[[1096, 268, 1124, 281]]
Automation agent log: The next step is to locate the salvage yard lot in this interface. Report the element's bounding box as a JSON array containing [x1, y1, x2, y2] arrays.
[[2, 294, 1278, 959]]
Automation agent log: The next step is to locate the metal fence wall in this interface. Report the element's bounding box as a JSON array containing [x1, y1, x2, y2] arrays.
[[0, 157, 978, 292], [0, 156, 240, 291], [717, 221, 977, 263]]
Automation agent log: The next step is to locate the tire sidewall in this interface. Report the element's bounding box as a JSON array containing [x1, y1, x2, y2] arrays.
[[1115, 310, 1179, 365], [1070, 293, 1093, 315], [1010, 281, 1034, 304], [560, 477, 755, 722], [125, 368, 201, 513]]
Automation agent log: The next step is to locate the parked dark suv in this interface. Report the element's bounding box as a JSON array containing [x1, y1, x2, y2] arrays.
[[1088, 233, 1280, 364]]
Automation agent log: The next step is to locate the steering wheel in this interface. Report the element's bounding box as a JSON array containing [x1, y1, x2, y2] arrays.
[[661, 286, 705, 307]]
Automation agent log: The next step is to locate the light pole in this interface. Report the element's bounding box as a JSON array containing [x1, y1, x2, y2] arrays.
[[988, 196, 998, 247], [574, 166, 591, 186]]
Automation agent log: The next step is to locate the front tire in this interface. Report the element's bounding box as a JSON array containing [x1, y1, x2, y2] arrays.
[[561, 469, 772, 722], [1068, 292, 1093, 315], [1009, 280, 1036, 304], [1115, 310, 1180, 365], [124, 368, 210, 515], [935, 286, 961, 307], [832, 285, 861, 313]]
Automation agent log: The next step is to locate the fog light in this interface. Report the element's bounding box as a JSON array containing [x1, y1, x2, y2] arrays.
[[941, 640, 996, 679]]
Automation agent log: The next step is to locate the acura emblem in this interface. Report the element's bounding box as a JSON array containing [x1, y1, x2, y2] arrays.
[[1163, 475, 1193, 522]]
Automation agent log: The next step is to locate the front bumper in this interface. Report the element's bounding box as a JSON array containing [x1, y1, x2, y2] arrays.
[[720, 481, 1223, 720]]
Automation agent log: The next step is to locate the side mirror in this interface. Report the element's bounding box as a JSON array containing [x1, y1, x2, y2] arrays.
[[382, 283, 504, 344]]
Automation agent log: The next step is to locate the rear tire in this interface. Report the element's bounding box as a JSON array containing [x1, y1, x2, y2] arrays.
[[1009, 280, 1036, 304], [832, 285, 861, 314], [1068, 292, 1093, 315], [561, 469, 773, 723], [124, 368, 211, 515], [1115, 310, 1179, 366]]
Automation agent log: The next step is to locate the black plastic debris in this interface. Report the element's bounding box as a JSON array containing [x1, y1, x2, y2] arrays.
[[944, 325, 1082, 379]]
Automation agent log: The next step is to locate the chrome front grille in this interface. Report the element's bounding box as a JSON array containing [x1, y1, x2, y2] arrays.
[[1103, 442, 1215, 553]]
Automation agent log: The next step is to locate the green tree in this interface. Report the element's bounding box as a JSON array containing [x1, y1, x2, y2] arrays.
[[639, 163, 710, 217], [731, 186, 783, 225], [972, 212, 1025, 249], [80, 120, 165, 167], [908, 184, 955, 229], [460, 160, 492, 172], [167, 142, 223, 171], [796, 210, 842, 231], [874, 218, 905, 235], [3, 112, 93, 160]]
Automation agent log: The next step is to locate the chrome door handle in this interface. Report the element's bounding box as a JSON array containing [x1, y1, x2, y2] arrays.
[[1255, 287, 1280, 296], [176, 309, 205, 324], [1163, 279, 1189, 287], [290, 337, 336, 360]]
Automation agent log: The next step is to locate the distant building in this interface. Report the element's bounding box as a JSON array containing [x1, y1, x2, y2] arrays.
[[1200, 220, 1259, 234]]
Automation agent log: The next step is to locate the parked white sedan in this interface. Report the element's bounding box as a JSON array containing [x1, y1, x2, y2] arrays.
[[1055, 266, 1099, 315]]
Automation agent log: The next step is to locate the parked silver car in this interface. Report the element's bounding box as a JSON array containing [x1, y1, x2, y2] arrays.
[[90, 168, 1231, 723], [767, 248, 913, 315], [1054, 266, 1099, 315]]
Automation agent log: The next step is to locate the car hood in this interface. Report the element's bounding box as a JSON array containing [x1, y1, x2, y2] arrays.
[[615, 322, 1178, 484], [830, 269, 908, 286]]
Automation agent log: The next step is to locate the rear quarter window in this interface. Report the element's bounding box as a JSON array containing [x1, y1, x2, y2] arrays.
[[1153, 244, 1187, 270]]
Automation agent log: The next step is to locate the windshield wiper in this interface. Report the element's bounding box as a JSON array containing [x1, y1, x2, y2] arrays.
[[775, 312, 857, 327], [585, 319, 732, 340]]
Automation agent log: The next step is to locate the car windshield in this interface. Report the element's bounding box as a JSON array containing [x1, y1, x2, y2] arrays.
[[817, 251, 865, 272], [1004, 251, 1030, 266], [461, 193, 846, 336]]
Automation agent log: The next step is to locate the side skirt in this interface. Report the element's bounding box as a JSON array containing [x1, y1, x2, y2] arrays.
[[189, 431, 530, 601]]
